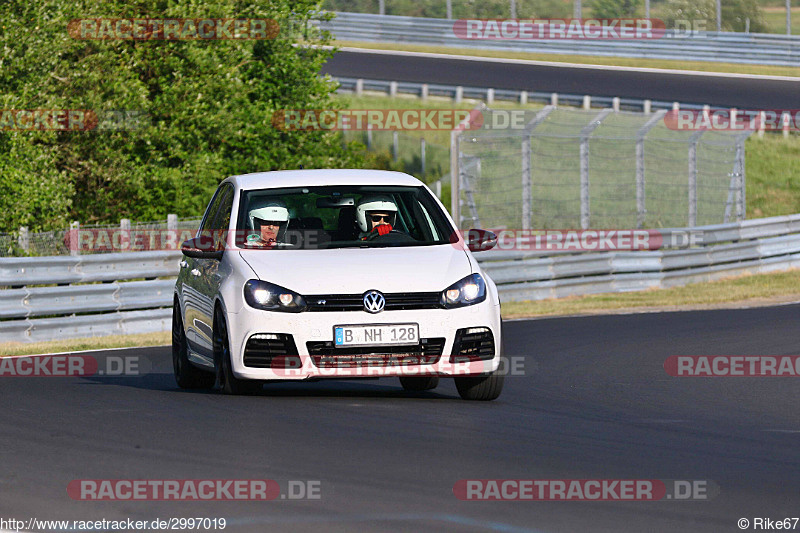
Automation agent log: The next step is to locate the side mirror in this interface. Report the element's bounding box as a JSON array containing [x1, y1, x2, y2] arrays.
[[181, 235, 224, 260], [465, 229, 497, 252]]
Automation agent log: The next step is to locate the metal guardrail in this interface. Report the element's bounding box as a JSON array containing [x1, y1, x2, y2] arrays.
[[0, 252, 180, 344], [2, 213, 800, 343], [335, 77, 710, 112], [321, 12, 800, 67], [477, 213, 800, 301]]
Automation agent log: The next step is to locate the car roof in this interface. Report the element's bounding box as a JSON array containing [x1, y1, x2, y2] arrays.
[[225, 169, 424, 190]]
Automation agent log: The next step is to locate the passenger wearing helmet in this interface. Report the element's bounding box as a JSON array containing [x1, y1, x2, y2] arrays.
[[246, 200, 290, 247], [357, 195, 398, 241]]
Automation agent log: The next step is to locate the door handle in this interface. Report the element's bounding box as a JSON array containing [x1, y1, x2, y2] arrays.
[[191, 268, 201, 277]]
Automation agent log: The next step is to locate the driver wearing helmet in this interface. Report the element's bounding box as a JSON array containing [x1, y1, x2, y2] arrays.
[[357, 195, 398, 241], [246, 200, 290, 247]]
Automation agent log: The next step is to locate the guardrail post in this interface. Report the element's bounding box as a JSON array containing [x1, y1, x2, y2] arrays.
[[635, 110, 667, 228], [522, 136, 531, 231], [120, 218, 131, 254], [450, 107, 480, 229], [521, 106, 556, 231], [520, 91, 528, 105], [510, 0, 517, 18], [612, 97, 620, 112], [392, 131, 399, 162], [579, 109, 613, 229], [167, 214, 178, 232], [70, 221, 80, 256], [582, 95, 591, 110], [450, 128, 461, 228], [355, 78, 363, 96], [673, 102, 680, 111], [643, 100, 651, 114], [736, 136, 747, 220], [486, 88, 495, 105], [446, 0, 452, 20], [688, 129, 706, 227], [551, 93, 558, 106], [378, 0, 385, 16], [389, 81, 398, 97], [421, 83, 428, 100], [420, 137, 426, 177], [782, 111, 790, 138], [758, 111, 766, 138], [18, 226, 29, 253], [366, 126, 373, 149], [454, 86, 463, 103]]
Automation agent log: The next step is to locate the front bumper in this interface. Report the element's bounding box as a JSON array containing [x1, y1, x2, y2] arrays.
[[226, 298, 502, 380]]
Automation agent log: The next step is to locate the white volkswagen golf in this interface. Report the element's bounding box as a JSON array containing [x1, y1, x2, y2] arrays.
[[173, 169, 503, 400]]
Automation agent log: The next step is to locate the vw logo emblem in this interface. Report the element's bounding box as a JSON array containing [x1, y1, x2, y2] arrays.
[[363, 290, 386, 313]]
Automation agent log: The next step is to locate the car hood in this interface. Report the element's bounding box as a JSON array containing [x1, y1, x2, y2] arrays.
[[238, 245, 473, 294]]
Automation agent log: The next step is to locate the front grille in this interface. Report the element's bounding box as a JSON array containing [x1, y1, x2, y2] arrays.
[[243, 333, 299, 368], [306, 337, 445, 367], [449, 328, 495, 363], [305, 292, 442, 312]]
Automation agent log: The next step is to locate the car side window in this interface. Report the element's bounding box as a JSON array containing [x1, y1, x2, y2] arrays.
[[199, 186, 226, 234], [213, 185, 234, 231]]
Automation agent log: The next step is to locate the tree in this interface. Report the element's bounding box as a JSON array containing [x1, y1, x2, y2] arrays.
[[591, 0, 639, 18], [0, 0, 363, 231], [663, 0, 766, 33]]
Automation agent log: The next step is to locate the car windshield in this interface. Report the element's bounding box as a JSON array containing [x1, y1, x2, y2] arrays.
[[235, 185, 455, 249]]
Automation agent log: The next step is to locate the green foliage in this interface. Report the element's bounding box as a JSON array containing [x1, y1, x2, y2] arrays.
[[663, 0, 767, 32], [591, 0, 639, 18], [0, 0, 365, 231]]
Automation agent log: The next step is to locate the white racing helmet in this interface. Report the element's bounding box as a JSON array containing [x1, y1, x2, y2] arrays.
[[356, 195, 398, 232], [249, 199, 290, 240]]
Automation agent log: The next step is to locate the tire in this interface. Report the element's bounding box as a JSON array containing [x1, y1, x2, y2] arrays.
[[454, 372, 504, 401], [213, 309, 262, 395], [172, 300, 215, 389], [399, 375, 439, 391]]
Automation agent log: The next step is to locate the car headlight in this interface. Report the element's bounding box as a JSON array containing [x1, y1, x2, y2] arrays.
[[244, 280, 307, 313], [441, 273, 486, 309]]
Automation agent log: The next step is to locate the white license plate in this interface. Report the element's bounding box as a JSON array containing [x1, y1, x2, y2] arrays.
[[334, 324, 419, 347]]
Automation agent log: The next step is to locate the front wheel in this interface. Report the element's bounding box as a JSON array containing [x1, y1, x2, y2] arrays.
[[172, 301, 215, 389], [213, 310, 262, 395], [454, 372, 504, 401]]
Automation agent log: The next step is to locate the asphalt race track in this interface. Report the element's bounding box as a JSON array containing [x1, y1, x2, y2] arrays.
[[2, 305, 799, 532], [321, 49, 800, 109]]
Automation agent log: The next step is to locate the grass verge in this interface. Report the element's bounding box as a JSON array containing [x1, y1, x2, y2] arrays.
[[333, 41, 800, 78], [501, 270, 800, 318], [0, 331, 170, 357]]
